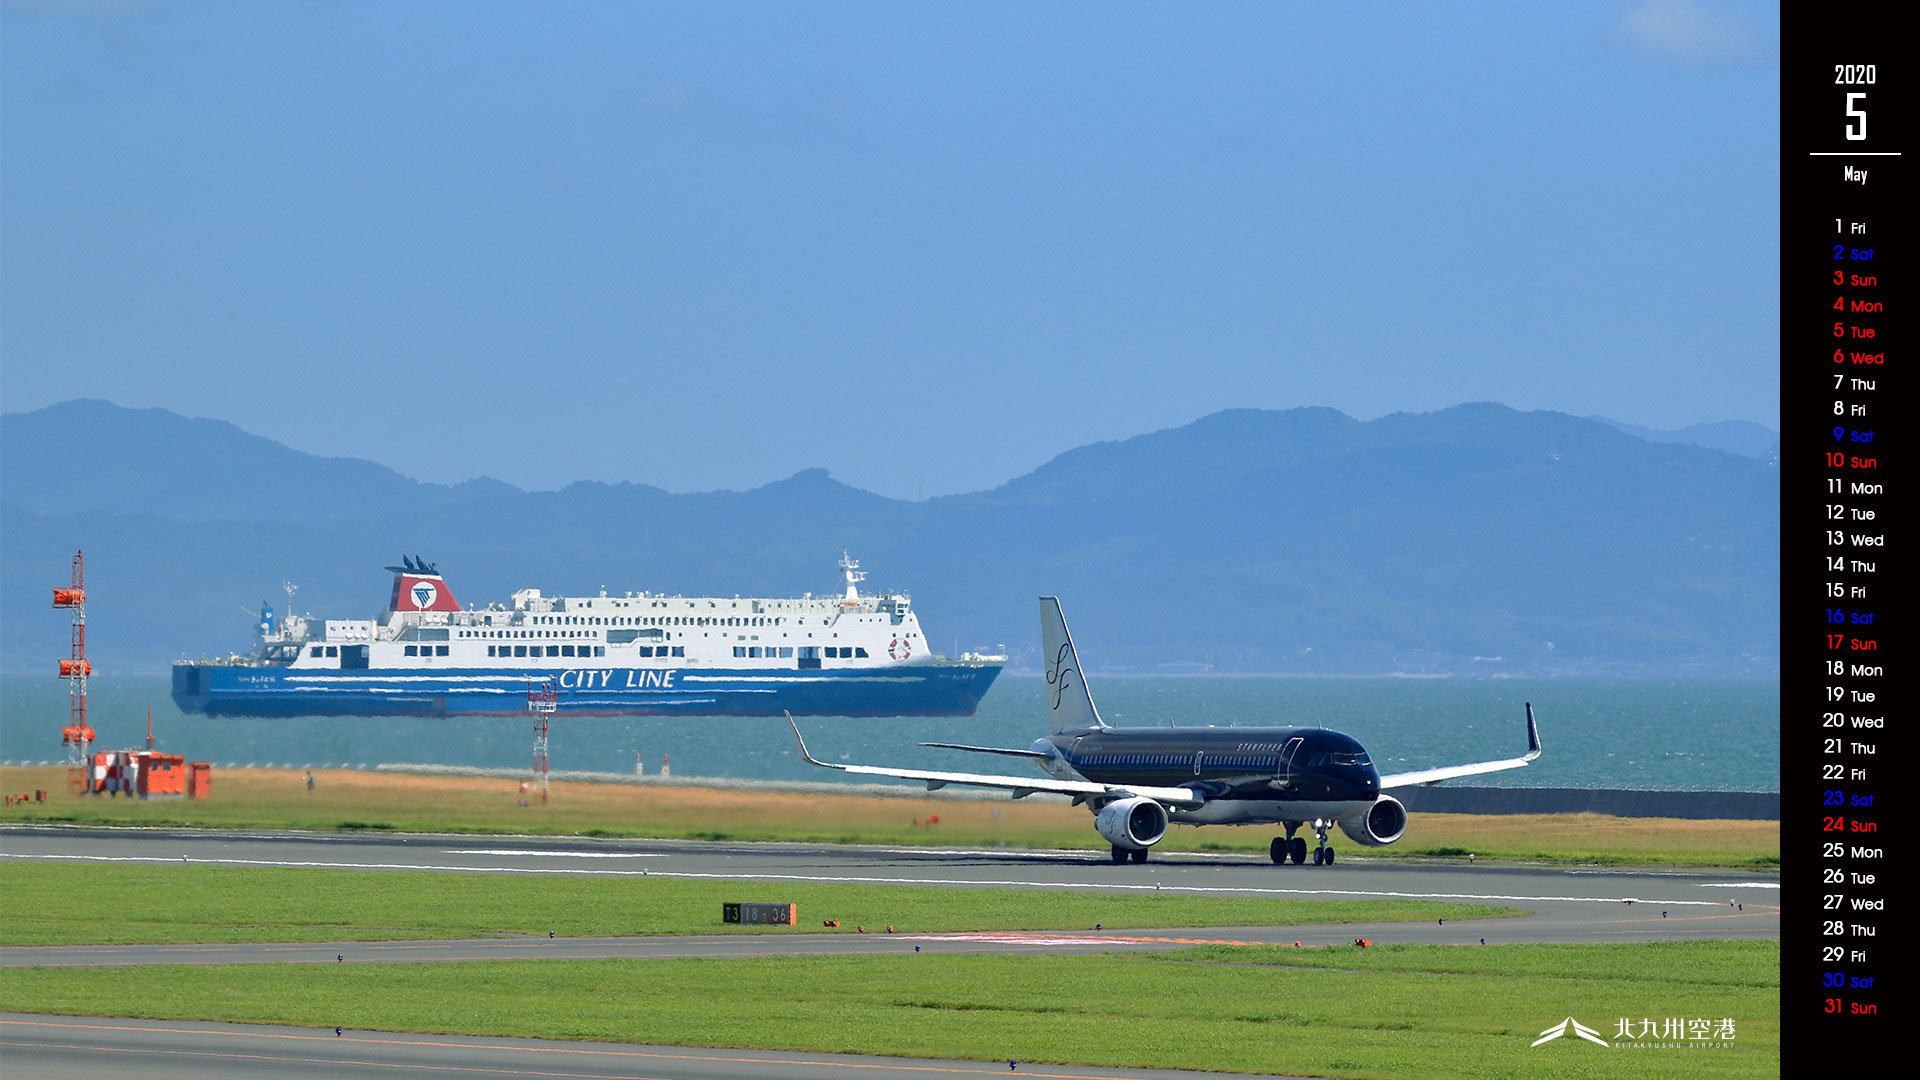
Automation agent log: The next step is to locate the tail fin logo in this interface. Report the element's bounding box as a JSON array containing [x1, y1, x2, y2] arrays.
[[1046, 642, 1079, 711]]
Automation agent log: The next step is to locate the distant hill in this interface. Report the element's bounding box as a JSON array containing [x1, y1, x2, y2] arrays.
[[1586, 415, 1778, 459], [1, 400, 1778, 676]]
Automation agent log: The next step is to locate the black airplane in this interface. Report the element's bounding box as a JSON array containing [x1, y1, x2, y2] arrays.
[[788, 597, 1541, 865]]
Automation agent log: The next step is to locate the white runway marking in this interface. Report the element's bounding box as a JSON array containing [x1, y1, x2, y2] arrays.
[[899, 934, 1137, 945], [443, 849, 671, 858], [3, 852, 1753, 907]]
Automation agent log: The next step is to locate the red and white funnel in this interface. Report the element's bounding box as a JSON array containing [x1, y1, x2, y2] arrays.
[[385, 556, 461, 613]]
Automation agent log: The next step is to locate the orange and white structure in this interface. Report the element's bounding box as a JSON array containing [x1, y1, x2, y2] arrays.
[[53, 550, 95, 794]]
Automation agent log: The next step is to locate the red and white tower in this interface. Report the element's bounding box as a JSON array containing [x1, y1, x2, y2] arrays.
[[527, 677, 555, 806], [53, 550, 94, 794]]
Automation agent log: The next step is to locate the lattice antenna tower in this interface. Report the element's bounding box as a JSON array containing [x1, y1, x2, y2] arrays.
[[53, 550, 93, 794], [528, 677, 556, 805]]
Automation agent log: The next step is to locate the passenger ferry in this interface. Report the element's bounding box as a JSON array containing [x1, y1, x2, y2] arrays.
[[171, 554, 1003, 718]]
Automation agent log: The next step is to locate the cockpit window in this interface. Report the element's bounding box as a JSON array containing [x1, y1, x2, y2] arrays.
[[1308, 752, 1372, 768]]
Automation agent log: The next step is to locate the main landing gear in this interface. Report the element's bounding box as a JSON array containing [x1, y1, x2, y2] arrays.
[[1271, 822, 1332, 866], [1111, 845, 1149, 864], [1268, 836, 1307, 865]]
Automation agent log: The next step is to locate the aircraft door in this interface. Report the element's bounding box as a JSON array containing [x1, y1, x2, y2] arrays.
[[1193, 750, 1204, 776]]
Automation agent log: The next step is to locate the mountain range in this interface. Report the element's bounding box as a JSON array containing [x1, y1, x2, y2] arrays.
[[1, 399, 1778, 676]]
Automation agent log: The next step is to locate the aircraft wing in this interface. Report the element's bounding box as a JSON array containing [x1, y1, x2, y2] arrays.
[[788, 716, 1205, 808], [1378, 703, 1542, 789], [917, 741, 1053, 760]]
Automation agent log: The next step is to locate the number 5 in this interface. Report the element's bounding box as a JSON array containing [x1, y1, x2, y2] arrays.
[[1846, 93, 1867, 140]]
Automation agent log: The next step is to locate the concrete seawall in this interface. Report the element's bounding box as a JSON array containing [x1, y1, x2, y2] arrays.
[[1392, 786, 1778, 821]]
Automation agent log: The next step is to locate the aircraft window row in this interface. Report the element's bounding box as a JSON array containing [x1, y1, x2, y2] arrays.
[[403, 645, 452, 657], [1076, 753, 1286, 770], [487, 645, 610, 658], [1081, 753, 1188, 767], [636, 646, 686, 657]]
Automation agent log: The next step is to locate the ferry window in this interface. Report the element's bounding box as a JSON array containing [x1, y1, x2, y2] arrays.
[[514, 645, 528, 657], [405, 645, 418, 656], [733, 647, 746, 657], [546, 645, 560, 657], [854, 647, 868, 658], [671, 646, 684, 657], [561, 645, 575, 657], [487, 646, 496, 657], [780, 647, 793, 657], [326, 646, 338, 657], [639, 646, 653, 657], [436, 645, 449, 656], [310, 647, 323, 658], [749, 647, 761, 658], [594, 646, 605, 657]]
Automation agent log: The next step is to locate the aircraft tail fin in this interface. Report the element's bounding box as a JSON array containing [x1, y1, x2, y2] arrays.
[[1039, 597, 1106, 733]]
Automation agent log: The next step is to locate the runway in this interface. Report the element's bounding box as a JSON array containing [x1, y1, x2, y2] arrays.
[[0, 1014, 1277, 1080]]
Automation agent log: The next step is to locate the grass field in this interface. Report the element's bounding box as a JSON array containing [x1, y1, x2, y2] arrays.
[[0, 765, 1779, 866], [0, 942, 1779, 1078], [0, 863, 1522, 945]]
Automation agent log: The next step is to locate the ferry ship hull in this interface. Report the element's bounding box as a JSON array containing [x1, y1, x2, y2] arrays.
[[171, 661, 1002, 718]]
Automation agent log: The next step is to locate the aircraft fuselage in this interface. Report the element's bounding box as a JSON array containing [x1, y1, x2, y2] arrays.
[[1037, 724, 1380, 824]]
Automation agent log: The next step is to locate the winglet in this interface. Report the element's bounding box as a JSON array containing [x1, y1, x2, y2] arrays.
[[1523, 703, 1542, 762], [787, 712, 843, 770]]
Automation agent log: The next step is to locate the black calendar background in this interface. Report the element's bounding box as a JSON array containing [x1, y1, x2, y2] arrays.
[[1782, 5, 1907, 1056]]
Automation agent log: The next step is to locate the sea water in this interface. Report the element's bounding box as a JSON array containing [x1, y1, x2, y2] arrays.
[[0, 675, 1778, 792]]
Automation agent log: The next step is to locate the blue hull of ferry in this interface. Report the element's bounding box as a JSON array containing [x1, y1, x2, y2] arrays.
[[171, 662, 1002, 718]]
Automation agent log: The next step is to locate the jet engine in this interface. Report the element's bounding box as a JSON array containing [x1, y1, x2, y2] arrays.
[[1338, 794, 1408, 846], [1094, 796, 1169, 850]]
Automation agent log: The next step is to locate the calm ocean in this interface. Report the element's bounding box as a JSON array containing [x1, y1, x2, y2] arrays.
[[0, 675, 1779, 792]]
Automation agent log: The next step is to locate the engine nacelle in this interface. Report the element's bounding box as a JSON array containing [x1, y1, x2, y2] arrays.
[[1338, 794, 1408, 847], [1094, 796, 1169, 850]]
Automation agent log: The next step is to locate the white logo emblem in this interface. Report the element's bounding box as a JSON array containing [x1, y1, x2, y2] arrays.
[[1532, 1018, 1609, 1047], [410, 581, 438, 609]]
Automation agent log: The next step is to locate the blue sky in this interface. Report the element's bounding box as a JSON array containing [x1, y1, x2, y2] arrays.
[[1, 1, 1779, 499]]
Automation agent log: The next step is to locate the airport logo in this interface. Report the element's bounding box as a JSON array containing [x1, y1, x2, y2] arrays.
[[411, 581, 438, 610], [1531, 1016, 1737, 1050], [1532, 1017, 1609, 1048]]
